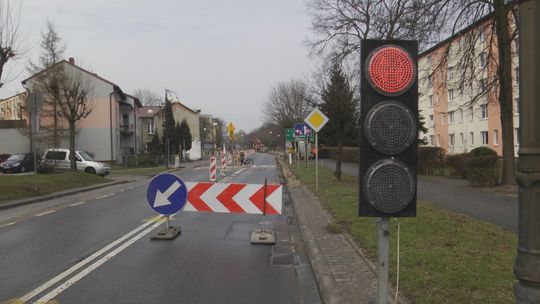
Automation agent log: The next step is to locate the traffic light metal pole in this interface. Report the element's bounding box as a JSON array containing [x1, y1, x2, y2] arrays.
[[377, 217, 390, 304], [316, 132, 319, 192], [514, 1, 540, 303]]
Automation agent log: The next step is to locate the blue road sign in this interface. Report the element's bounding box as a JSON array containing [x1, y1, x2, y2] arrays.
[[147, 173, 188, 215], [294, 123, 312, 139]]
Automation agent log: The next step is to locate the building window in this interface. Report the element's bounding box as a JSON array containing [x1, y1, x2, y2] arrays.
[[429, 95, 433, 106], [459, 109, 463, 123], [430, 135, 435, 146], [469, 106, 474, 122], [470, 132, 475, 146], [515, 128, 520, 145], [428, 74, 433, 87], [515, 97, 520, 115], [449, 111, 455, 124], [481, 131, 489, 145], [479, 31, 485, 43], [493, 129, 499, 145], [480, 104, 488, 119], [147, 122, 155, 134], [448, 89, 455, 103], [515, 67, 520, 84], [449, 133, 455, 146], [441, 115, 445, 125], [479, 52, 487, 68], [448, 67, 454, 80], [460, 133, 464, 146], [437, 134, 441, 147], [480, 78, 487, 91]]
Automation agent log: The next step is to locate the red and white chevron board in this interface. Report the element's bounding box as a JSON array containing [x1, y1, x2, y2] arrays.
[[183, 182, 282, 215]]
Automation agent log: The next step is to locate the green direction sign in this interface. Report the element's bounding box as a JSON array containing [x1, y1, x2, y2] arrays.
[[286, 128, 295, 142]]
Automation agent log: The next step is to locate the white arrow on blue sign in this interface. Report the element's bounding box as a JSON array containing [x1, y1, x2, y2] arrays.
[[147, 173, 188, 215]]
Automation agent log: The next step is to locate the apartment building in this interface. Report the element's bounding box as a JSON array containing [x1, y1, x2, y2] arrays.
[[418, 16, 519, 156], [0, 92, 27, 121]]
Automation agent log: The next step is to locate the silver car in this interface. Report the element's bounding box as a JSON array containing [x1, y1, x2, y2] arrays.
[[42, 149, 111, 176]]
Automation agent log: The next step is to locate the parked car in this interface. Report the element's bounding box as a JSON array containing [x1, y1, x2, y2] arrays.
[[0, 153, 10, 164], [1, 153, 35, 173], [42, 148, 111, 176]]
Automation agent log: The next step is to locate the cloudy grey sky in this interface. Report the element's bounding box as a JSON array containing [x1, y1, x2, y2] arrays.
[[2, 0, 318, 132]]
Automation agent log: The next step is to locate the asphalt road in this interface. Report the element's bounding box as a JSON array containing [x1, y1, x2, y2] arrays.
[[0, 153, 319, 303]]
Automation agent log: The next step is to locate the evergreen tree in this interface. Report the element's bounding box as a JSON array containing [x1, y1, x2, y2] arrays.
[[172, 122, 182, 154], [161, 97, 175, 153], [180, 119, 192, 151], [148, 133, 161, 155], [319, 63, 358, 180], [418, 110, 429, 145]]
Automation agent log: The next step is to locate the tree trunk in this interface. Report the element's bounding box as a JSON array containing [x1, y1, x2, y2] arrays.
[[69, 120, 77, 171], [335, 138, 343, 180], [494, 0, 516, 185]]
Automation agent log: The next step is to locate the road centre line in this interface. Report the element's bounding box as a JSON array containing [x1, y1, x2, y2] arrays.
[[19, 217, 162, 303], [34, 210, 56, 217], [34, 221, 163, 303]]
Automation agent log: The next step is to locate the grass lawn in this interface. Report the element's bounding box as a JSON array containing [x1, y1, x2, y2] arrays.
[[0, 172, 109, 202], [109, 166, 168, 176], [289, 164, 517, 304]]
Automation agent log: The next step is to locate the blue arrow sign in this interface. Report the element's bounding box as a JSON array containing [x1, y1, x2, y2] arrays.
[[147, 173, 188, 215]]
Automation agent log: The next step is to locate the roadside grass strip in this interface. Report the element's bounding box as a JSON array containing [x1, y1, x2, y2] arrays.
[[290, 164, 517, 304], [0, 172, 109, 202]]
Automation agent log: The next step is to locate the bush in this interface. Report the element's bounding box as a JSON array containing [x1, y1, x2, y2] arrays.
[[317, 146, 359, 163], [418, 146, 446, 174], [126, 154, 164, 167], [446, 153, 471, 178], [465, 155, 499, 187], [470, 146, 497, 157]]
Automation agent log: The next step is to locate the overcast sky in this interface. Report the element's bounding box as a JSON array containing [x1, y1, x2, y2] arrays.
[[2, 0, 318, 132]]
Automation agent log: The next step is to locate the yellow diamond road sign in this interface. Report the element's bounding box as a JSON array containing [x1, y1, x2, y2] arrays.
[[304, 108, 329, 133]]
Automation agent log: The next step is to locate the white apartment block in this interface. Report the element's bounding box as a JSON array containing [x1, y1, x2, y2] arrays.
[[418, 16, 519, 156]]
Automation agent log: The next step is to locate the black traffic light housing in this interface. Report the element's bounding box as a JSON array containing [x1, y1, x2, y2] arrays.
[[359, 39, 418, 217]]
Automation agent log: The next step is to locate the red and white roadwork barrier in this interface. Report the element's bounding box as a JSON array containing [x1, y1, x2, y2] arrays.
[[184, 182, 283, 215], [209, 156, 217, 182], [220, 154, 227, 176]]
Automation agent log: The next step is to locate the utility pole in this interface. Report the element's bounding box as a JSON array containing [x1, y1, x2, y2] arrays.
[[514, 1, 540, 303]]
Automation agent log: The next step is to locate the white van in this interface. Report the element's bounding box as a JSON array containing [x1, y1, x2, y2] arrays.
[[42, 148, 111, 176]]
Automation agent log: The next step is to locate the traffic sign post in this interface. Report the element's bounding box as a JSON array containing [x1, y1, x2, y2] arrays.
[[304, 108, 329, 193], [146, 173, 188, 240]]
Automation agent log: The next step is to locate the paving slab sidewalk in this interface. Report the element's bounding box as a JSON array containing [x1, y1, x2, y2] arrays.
[[280, 159, 403, 304]]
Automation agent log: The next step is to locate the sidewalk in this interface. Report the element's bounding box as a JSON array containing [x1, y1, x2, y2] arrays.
[[319, 159, 518, 232], [280, 159, 400, 304]]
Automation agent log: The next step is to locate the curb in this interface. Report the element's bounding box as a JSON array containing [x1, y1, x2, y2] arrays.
[[0, 180, 131, 211]]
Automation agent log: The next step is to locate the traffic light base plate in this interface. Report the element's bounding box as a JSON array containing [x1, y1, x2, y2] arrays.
[[250, 229, 276, 245], [151, 226, 181, 240]]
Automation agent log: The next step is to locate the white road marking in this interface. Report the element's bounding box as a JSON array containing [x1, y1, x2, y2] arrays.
[[0, 222, 16, 228], [69, 201, 86, 207], [96, 194, 111, 199], [20, 218, 161, 302], [34, 221, 162, 303], [34, 210, 56, 217]]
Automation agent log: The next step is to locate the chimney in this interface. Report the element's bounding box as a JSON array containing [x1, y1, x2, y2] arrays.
[[68, 57, 75, 65]]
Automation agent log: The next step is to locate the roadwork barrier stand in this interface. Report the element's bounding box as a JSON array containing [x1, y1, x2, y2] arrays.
[[210, 156, 217, 182], [151, 215, 181, 240], [250, 178, 276, 245]]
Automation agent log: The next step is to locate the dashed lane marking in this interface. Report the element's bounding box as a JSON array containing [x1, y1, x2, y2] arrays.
[[69, 202, 86, 207], [34, 210, 57, 217], [0, 222, 16, 228]]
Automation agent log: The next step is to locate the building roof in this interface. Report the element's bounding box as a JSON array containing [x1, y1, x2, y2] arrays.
[[138, 106, 161, 118], [170, 99, 200, 115]]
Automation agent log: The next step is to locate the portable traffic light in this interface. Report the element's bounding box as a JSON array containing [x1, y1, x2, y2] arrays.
[[359, 40, 418, 217]]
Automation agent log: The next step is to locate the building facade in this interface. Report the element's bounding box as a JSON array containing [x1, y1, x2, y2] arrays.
[[418, 17, 519, 156]]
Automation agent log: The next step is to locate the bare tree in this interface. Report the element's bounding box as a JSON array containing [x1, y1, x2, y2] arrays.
[[262, 79, 312, 130], [308, 0, 519, 185], [428, 1, 517, 185], [56, 65, 95, 170], [133, 89, 161, 106], [0, 0, 23, 87], [27, 21, 66, 148]]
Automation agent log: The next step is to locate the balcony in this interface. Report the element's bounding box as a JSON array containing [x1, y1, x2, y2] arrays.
[[120, 123, 134, 135]]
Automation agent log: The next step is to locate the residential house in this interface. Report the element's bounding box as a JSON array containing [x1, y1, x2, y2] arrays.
[[21, 57, 142, 163], [138, 106, 161, 153], [0, 92, 27, 121]]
